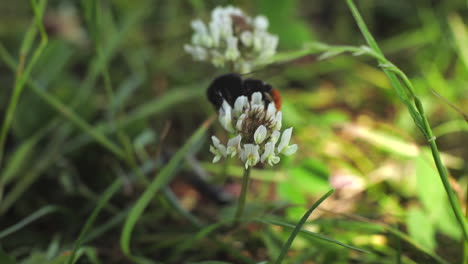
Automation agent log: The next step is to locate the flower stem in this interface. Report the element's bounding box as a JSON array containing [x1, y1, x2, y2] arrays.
[[234, 167, 251, 223]]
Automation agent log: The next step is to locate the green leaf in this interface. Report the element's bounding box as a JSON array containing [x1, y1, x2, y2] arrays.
[[256, 0, 314, 49], [406, 207, 436, 252]]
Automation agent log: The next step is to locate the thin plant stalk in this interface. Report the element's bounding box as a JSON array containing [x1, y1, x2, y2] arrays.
[[345, 0, 468, 240], [0, 0, 47, 167], [275, 189, 335, 264], [234, 167, 251, 223]]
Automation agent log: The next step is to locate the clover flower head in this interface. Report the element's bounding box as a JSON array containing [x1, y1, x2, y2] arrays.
[[209, 92, 297, 168], [184, 6, 278, 73]]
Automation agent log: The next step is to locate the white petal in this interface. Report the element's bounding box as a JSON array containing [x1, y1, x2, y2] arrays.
[[251, 92, 263, 106], [241, 144, 253, 162], [254, 125, 267, 144], [266, 102, 276, 120], [225, 36, 240, 60], [219, 101, 234, 132], [270, 131, 281, 145], [277, 127, 293, 153], [227, 135, 242, 157], [283, 144, 298, 156], [240, 31, 253, 46], [191, 19, 207, 35], [236, 113, 246, 131], [246, 145, 260, 168], [253, 34, 263, 52], [261, 142, 274, 162], [268, 156, 280, 166], [227, 135, 242, 148], [211, 136, 221, 147], [213, 155, 221, 163], [234, 96, 248, 116], [254, 16, 269, 31], [274, 111, 282, 131]]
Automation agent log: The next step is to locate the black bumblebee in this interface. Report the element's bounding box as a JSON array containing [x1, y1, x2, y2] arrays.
[[207, 73, 282, 110]]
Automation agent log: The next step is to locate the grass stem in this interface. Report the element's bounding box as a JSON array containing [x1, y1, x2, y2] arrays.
[[345, 0, 468, 241]]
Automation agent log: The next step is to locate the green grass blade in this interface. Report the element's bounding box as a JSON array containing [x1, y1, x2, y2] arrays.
[[67, 179, 123, 264], [260, 217, 370, 254], [0, 205, 61, 239], [274, 189, 339, 263], [0, 0, 48, 167], [345, 0, 468, 241], [120, 117, 214, 257], [0, 44, 127, 160]]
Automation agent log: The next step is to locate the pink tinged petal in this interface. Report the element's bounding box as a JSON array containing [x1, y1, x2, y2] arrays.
[[254, 125, 267, 144]]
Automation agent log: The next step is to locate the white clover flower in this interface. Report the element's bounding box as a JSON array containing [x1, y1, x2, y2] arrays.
[[208, 92, 297, 169], [185, 6, 278, 73]]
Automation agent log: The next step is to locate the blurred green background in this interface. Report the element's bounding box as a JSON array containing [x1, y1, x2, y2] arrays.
[[0, 0, 467, 263]]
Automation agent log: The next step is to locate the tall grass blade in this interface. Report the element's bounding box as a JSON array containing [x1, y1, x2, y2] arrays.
[[345, 0, 468, 240], [0, 0, 48, 167], [67, 179, 123, 264], [274, 189, 347, 263], [120, 117, 214, 257], [0, 205, 60, 239]]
